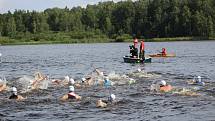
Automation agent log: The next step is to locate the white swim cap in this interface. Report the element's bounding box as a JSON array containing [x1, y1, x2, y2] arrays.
[[69, 86, 74, 92], [110, 94, 116, 101], [12, 87, 17, 92], [159, 80, 166, 86], [137, 68, 141, 72], [65, 76, 70, 81], [69, 78, 75, 85], [197, 76, 202, 83], [82, 78, 86, 82]]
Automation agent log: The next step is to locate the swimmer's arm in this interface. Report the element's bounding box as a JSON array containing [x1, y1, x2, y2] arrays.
[[60, 94, 68, 101], [75, 95, 82, 100], [95, 69, 103, 76], [17, 95, 26, 101], [0, 84, 7, 92]]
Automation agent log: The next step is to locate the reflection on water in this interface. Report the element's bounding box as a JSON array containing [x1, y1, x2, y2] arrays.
[[0, 41, 215, 120]]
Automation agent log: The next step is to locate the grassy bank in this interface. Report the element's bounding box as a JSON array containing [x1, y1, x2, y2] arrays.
[[0, 34, 215, 45], [0, 31, 113, 45], [0, 37, 113, 45]]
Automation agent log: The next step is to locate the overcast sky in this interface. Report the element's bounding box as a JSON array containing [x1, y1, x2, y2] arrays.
[[0, 0, 124, 13]]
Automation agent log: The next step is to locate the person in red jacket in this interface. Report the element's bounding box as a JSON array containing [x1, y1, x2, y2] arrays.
[[139, 39, 145, 59], [161, 48, 167, 56]]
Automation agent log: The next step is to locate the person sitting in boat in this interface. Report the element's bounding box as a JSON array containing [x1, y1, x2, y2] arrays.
[[129, 45, 138, 58], [188, 76, 205, 86], [60, 86, 82, 101], [161, 48, 167, 56], [133, 37, 139, 58], [9, 87, 25, 101], [139, 39, 145, 59], [96, 94, 116, 108], [129, 45, 134, 56]]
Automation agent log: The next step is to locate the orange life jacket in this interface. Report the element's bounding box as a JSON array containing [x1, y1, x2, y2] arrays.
[[140, 40, 145, 52]]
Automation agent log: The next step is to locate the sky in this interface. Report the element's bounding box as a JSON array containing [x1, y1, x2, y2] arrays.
[[0, 0, 124, 13]]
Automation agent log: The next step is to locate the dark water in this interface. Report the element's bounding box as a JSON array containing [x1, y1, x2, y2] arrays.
[[0, 41, 215, 121]]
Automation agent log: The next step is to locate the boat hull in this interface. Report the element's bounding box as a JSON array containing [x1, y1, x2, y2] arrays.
[[123, 56, 152, 63], [148, 53, 176, 57]]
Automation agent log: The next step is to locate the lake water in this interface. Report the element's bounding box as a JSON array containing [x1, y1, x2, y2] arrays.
[[0, 41, 215, 121]]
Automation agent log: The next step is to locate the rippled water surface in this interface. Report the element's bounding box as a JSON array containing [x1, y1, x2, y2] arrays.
[[0, 41, 215, 121]]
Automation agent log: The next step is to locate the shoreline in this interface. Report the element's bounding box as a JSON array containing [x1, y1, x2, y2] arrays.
[[1, 37, 215, 45]]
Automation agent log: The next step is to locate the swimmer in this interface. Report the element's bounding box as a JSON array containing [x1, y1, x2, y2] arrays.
[[104, 77, 114, 87], [9, 87, 25, 101], [151, 80, 173, 92], [52, 76, 74, 86], [81, 77, 94, 86], [60, 86, 82, 101], [96, 94, 116, 108], [81, 76, 104, 87], [95, 69, 104, 76], [158, 80, 173, 92], [31, 72, 48, 88], [69, 78, 82, 88], [188, 76, 205, 86]]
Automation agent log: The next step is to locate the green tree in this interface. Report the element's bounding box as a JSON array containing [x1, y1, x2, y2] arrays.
[[179, 5, 191, 36], [112, 0, 135, 35], [45, 8, 61, 31], [82, 5, 98, 30], [207, 16, 214, 37], [3, 12, 16, 36], [71, 7, 84, 31], [37, 13, 49, 33], [0, 14, 3, 36]]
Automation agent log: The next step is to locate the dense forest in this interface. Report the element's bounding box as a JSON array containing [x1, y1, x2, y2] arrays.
[[0, 0, 215, 44]]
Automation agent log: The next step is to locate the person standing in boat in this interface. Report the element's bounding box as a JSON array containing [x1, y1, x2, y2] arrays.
[[133, 37, 138, 58], [139, 39, 145, 59]]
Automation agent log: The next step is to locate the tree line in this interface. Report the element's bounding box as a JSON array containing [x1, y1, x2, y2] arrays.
[[0, 0, 215, 43]]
